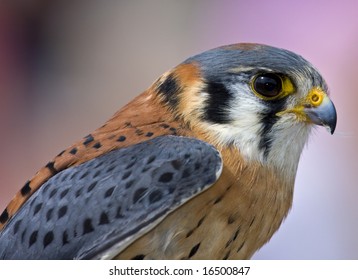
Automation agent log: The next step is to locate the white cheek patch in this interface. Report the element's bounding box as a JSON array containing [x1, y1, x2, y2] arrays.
[[202, 83, 268, 163], [200, 81, 313, 180], [228, 84, 267, 162]]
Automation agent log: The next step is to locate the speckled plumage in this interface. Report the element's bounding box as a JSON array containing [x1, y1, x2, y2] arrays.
[[0, 43, 336, 259], [0, 136, 222, 259]]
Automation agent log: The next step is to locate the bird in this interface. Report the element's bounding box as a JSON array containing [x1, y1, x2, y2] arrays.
[[0, 43, 337, 260]]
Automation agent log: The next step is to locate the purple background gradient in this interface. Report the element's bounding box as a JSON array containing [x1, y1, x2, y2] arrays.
[[0, 1, 357, 259]]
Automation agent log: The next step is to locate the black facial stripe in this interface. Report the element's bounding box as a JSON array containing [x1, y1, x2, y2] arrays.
[[203, 81, 233, 124], [157, 73, 182, 109], [259, 98, 287, 158]]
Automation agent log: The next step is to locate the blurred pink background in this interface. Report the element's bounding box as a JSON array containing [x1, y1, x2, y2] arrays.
[[0, 0, 357, 259]]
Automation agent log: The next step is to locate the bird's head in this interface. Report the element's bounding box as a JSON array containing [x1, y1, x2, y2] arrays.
[[154, 43, 337, 176]]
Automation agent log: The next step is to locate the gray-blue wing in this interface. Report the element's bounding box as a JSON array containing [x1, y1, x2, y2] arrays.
[[0, 136, 222, 259]]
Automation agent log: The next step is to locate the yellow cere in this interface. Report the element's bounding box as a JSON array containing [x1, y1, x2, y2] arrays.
[[307, 87, 324, 107], [275, 86, 327, 122]]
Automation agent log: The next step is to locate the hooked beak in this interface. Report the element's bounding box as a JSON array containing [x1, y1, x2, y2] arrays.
[[276, 87, 337, 134]]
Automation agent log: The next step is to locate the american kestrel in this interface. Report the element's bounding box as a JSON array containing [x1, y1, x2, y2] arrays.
[[0, 43, 337, 259]]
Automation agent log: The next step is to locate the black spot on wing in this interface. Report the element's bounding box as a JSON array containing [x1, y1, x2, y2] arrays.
[[0, 208, 9, 223], [49, 189, 57, 199], [117, 135, 126, 142], [125, 180, 134, 189], [93, 170, 101, 178], [149, 190, 163, 204], [0, 136, 222, 260], [133, 188, 148, 204], [83, 219, 94, 235], [46, 208, 54, 221], [20, 181, 32, 196], [60, 189, 69, 199], [45, 161, 57, 174], [43, 231, 54, 248], [122, 171, 131, 180], [87, 182, 97, 193], [80, 171, 90, 180], [58, 206, 68, 219], [93, 142, 102, 149], [29, 230, 38, 247], [33, 203, 43, 216], [104, 186, 115, 198], [69, 147, 78, 155], [146, 155, 156, 164], [83, 134, 94, 145], [159, 172, 173, 183], [75, 189, 82, 198], [99, 212, 109, 225]]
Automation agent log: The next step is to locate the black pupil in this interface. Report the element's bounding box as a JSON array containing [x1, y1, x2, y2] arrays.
[[254, 74, 282, 97]]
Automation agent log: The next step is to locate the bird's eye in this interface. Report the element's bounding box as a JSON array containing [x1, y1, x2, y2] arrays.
[[252, 73, 282, 98]]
